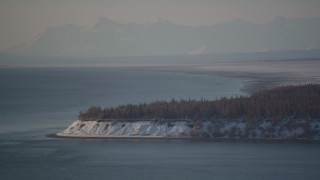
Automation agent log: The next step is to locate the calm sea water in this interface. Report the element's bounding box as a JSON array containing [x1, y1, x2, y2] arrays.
[[1, 67, 320, 180], [0, 67, 244, 134]]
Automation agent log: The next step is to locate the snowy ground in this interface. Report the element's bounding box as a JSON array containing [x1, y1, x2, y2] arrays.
[[57, 118, 320, 139]]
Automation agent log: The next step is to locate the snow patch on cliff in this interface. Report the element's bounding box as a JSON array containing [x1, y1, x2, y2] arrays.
[[57, 118, 320, 139]]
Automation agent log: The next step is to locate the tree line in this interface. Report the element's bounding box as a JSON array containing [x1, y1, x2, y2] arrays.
[[78, 84, 320, 122]]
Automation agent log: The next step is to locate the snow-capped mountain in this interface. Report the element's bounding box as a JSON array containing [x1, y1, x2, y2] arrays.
[[6, 16, 320, 57]]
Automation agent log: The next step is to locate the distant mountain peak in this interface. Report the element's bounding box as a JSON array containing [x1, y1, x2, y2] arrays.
[[156, 18, 174, 24], [94, 17, 120, 29], [5, 16, 320, 57], [46, 24, 84, 32], [271, 16, 309, 24]]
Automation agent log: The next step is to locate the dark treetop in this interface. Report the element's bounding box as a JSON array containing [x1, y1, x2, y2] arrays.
[[79, 84, 320, 122]]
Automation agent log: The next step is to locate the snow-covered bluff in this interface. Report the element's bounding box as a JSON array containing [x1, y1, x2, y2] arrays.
[[57, 118, 320, 139]]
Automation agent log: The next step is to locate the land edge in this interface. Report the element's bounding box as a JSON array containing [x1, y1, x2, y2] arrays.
[[47, 133, 320, 142]]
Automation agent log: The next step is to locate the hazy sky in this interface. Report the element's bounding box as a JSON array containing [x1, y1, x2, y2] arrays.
[[1, 0, 320, 50]]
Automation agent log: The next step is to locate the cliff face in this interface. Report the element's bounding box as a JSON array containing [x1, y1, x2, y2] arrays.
[[57, 118, 320, 139], [58, 120, 192, 137]]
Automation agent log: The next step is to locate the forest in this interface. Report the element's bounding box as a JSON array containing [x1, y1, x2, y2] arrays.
[[78, 84, 320, 122]]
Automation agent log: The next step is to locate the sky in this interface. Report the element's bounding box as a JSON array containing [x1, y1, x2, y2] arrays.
[[1, 0, 320, 50]]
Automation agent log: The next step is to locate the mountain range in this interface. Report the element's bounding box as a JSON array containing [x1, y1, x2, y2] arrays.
[[5, 16, 320, 57]]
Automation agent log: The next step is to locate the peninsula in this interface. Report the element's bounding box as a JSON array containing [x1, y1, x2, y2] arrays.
[[56, 84, 320, 139]]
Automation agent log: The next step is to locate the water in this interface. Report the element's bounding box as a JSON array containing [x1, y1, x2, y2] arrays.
[[1, 139, 320, 180], [0, 67, 244, 134], [1, 67, 320, 180]]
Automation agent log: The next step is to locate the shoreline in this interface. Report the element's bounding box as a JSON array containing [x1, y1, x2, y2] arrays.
[[47, 133, 320, 143]]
